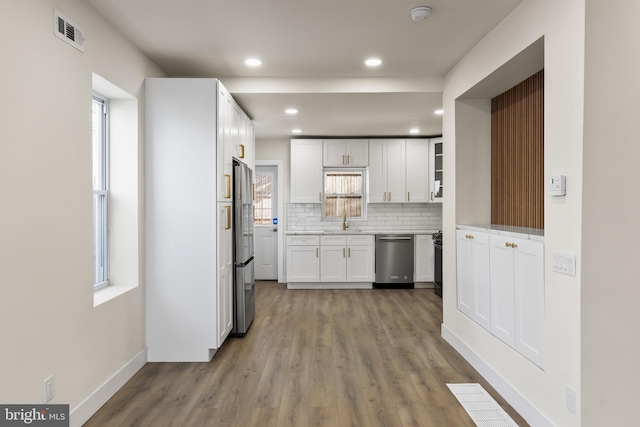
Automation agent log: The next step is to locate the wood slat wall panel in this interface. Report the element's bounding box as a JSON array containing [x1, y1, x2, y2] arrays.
[[491, 70, 544, 229]]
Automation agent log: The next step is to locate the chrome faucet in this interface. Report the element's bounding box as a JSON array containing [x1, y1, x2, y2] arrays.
[[342, 208, 349, 230]]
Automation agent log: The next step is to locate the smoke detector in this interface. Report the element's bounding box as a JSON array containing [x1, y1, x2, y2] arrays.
[[410, 6, 432, 22]]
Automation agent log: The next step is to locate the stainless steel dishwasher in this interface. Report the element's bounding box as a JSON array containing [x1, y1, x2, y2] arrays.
[[374, 234, 414, 288]]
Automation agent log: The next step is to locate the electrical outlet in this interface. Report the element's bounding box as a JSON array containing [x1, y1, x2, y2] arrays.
[[44, 375, 54, 403], [566, 385, 576, 414]]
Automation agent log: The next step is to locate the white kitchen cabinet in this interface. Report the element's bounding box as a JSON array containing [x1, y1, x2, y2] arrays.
[[415, 234, 435, 282], [217, 202, 233, 345], [323, 139, 369, 167], [290, 139, 323, 203], [490, 234, 544, 367], [319, 235, 374, 282], [429, 137, 443, 202], [405, 139, 430, 203], [369, 139, 406, 203], [217, 82, 233, 202], [286, 235, 320, 282], [146, 78, 250, 361], [456, 230, 491, 331], [233, 106, 255, 170]]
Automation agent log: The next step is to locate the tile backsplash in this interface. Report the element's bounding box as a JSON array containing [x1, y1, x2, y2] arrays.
[[286, 203, 442, 232]]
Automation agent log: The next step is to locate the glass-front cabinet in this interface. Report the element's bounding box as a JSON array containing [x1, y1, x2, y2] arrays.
[[430, 137, 443, 202]]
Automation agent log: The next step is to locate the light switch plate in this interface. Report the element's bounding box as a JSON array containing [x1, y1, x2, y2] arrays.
[[552, 251, 576, 276]]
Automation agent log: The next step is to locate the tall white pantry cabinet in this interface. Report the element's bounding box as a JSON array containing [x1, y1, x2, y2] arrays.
[[145, 78, 254, 362]]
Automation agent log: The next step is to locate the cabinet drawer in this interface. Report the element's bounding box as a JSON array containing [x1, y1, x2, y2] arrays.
[[347, 235, 374, 246], [321, 235, 347, 246], [287, 235, 320, 245]]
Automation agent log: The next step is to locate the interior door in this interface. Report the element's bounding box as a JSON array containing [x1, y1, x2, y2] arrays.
[[254, 166, 278, 280]]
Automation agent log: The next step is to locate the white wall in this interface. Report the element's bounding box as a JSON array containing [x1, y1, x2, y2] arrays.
[[582, 2, 640, 425], [0, 0, 164, 420], [442, 1, 585, 426]]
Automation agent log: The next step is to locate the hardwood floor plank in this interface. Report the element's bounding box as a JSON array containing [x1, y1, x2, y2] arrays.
[[84, 281, 529, 427]]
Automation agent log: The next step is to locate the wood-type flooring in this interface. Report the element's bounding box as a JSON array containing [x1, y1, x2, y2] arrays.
[[85, 281, 528, 426]]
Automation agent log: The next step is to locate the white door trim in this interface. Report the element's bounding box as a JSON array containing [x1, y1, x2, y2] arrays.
[[256, 160, 284, 283]]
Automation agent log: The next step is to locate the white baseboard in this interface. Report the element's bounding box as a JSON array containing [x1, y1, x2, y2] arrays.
[[287, 282, 373, 289], [441, 324, 553, 427], [70, 348, 147, 427]]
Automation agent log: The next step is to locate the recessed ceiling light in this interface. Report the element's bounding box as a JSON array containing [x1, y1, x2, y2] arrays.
[[292, 129, 302, 134], [410, 128, 420, 134], [435, 109, 444, 115], [365, 58, 382, 67], [245, 58, 262, 67], [285, 108, 298, 115]]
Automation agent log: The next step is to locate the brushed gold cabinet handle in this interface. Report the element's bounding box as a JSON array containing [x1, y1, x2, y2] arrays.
[[408, 192, 411, 202], [431, 191, 434, 201], [384, 192, 387, 202], [512, 243, 518, 249], [225, 206, 231, 230], [252, 183, 255, 201], [347, 154, 350, 164], [342, 155, 346, 165], [505, 242, 512, 248], [466, 234, 474, 239], [319, 192, 322, 202], [225, 174, 231, 199], [240, 144, 245, 159], [348, 248, 351, 257], [389, 192, 392, 202], [343, 248, 346, 257], [316, 248, 319, 257]]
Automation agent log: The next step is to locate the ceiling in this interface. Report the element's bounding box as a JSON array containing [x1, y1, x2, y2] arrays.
[[87, 0, 523, 139]]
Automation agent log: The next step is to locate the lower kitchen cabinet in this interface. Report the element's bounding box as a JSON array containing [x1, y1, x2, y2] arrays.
[[490, 234, 544, 368], [415, 234, 435, 282], [217, 202, 233, 346], [286, 235, 320, 282], [287, 234, 374, 287], [456, 230, 491, 330], [456, 227, 545, 368]]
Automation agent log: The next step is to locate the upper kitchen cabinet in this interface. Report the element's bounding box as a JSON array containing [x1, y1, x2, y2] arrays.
[[233, 104, 255, 170], [323, 139, 369, 167], [291, 139, 323, 203], [217, 82, 233, 202], [369, 139, 406, 203], [429, 137, 443, 203], [405, 139, 430, 203]]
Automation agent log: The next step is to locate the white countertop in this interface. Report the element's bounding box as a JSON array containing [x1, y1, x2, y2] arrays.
[[285, 229, 438, 235], [457, 224, 544, 242]]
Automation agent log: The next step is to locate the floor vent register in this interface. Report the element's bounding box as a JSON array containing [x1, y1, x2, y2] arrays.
[[447, 383, 519, 427]]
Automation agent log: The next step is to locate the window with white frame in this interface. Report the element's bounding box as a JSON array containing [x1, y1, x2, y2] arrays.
[[323, 169, 365, 219], [254, 171, 274, 225], [92, 94, 109, 290]]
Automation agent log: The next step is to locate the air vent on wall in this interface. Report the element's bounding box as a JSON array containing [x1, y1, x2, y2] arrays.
[[54, 9, 84, 52]]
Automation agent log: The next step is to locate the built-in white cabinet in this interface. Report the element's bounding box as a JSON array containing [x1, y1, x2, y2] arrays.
[[429, 137, 443, 202], [456, 230, 492, 330], [146, 78, 252, 362], [217, 202, 234, 345], [456, 226, 545, 368], [406, 139, 430, 203], [233, 106, 255, 170], [323, 139, 369, 167], [286, 235, 320, 282], [369, 139, 406, 203], [489, 234, 544, 368], [290, 140, 323, 203], [320, 235, 374, 282], [415, 234, 435, 282]]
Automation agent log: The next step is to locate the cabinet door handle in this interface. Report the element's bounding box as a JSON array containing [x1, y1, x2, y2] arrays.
[[408, 192, 410, 202], [342, 155, 346, 165], [512, 243, 518, 249], [347, 154, 350, 164], [389, 192, 392, 201], [316, 248, 319, 257], [505, 242, 511, 248], [252, 183, 255, 201], [348, 248, 351, 257], [225, 174, 231, 199], [343, 248, 346, 257], [466, 234, 474, 239], [239, 144, 245, 159], [319, 192, 322, 202], [431, 191, 434, 201], [383, 192, 387, 202], [225, 206, 231, 230]]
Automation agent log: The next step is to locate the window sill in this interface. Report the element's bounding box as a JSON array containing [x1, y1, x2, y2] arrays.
[[93, 283, 138, 307]]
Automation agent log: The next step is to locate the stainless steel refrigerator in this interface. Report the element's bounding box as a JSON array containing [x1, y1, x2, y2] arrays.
[[231, 159, 255, 335]]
